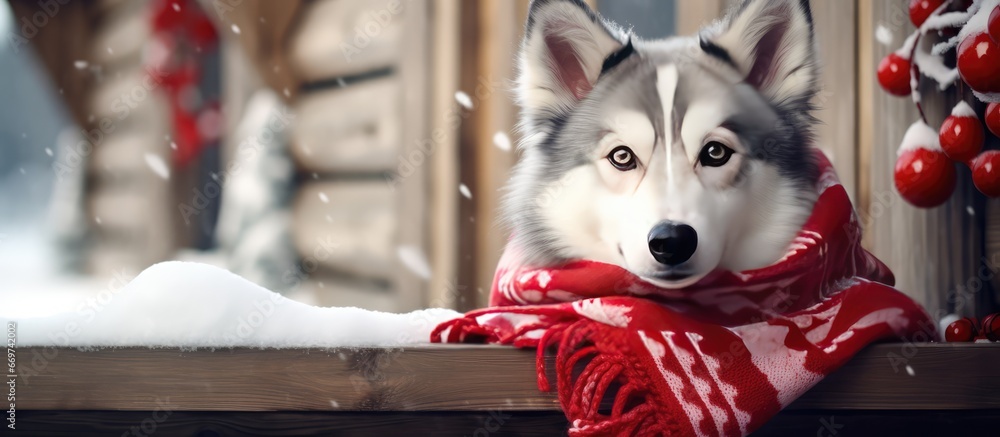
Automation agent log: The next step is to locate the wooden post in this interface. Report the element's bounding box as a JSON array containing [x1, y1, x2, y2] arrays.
[[428, 0, 461, 310]]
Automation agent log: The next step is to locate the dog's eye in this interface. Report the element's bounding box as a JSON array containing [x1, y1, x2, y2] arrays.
[[607, 146, 637, 171], [698, 142, 734, 167]]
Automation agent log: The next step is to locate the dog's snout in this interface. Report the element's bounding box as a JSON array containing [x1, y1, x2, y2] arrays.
[[647, 221, 697, 266]]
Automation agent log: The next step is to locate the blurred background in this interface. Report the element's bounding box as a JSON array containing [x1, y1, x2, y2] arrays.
[[0, 0, 995, 321]]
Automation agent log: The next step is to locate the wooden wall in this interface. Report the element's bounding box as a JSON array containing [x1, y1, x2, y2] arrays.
[[222, 0, 434, 311], [455, 0, 529, 310]]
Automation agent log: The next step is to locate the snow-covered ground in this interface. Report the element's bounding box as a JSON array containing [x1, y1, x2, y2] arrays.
[[1, 261, 460, 348]]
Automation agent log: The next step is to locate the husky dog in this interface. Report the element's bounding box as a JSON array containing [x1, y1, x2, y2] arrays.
[[504, 0, 820, 288]]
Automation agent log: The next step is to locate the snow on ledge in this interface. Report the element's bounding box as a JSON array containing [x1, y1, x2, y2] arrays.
[[1, 261, 460, 348]]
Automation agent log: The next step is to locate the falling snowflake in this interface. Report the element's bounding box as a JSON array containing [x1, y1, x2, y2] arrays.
[[329, 400, 339, 408], [73, 60, 88, 69], [397, 245, 432, 280], [95, 216, 103, 225], [231, 24, 241, 34], [905, 365, 915, 377], [44, 147, 53, 157], [283, 87, 290, 97], [170, 141, 178, 150], [318, 192, 329, 203], [336, 78, 346, 87], [144, 153, 170, 179], [493, 131, 511, 152], [106, 47, 114, 55], [967, 205, 975, 216], [454, 91, 473, 110], [459, 183, 472, 199], [875, 24, 893, 46], [172, 2, 180, 11]]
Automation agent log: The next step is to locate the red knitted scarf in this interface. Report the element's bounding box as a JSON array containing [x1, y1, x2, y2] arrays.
[[432, 153, 936, 436]]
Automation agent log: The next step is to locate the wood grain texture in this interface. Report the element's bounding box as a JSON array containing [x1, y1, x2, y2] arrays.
[[394, 0, 432, 312], [428, 0, 462, 310], [15, 411, 568, 437], [16, 409, 1000, 437], [674, 0, 727, 35], [466, 0, 521, 309], [287, 0, 404, 82], [15, 344, 1000, 412], [857, 0, 874, 250], [811, 0, 858, 202]]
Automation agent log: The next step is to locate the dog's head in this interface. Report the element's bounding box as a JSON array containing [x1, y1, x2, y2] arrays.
[[505, 0, 821, 288]]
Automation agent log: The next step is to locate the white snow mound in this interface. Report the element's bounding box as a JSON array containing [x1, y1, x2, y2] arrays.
[[1, 261, 461, 348]]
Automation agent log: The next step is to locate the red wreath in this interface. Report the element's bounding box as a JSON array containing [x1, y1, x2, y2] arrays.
[[148, 0, 221, 168]]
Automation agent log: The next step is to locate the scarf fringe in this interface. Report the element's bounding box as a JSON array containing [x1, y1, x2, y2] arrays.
[[551, 319, 673, 436], [436, 312, 674, 436]]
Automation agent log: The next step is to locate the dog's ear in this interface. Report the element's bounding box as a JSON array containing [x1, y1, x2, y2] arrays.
[[519, 0, 624, 115], [701, 0, 817, 111]]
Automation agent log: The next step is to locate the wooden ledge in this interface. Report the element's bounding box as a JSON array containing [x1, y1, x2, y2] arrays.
[[13, 343, 999, 412]]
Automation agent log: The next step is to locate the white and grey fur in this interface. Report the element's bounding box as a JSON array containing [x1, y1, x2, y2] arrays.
[[504, 0, 821, 288]]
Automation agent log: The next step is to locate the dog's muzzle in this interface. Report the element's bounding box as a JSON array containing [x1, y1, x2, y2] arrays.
[[647, 221, 698, 266]]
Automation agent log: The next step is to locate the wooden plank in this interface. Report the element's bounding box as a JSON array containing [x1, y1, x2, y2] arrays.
[[16, 409, 999, 437], [675, 0, 726, 35], [857, 0, 874, 250], [17, 411, 568, 437], [428, 0, 462, 309], [753, 409, 1000, 437], [393, 0, 432, 312], [811, 0, 858, 202], [288, 77, 403, 173], [15, 344, 1000, 412], [287, 0, 405, 83], [90, 0, 148, 69], [291, 181, 396, 280], [473, 0, 520, 309]]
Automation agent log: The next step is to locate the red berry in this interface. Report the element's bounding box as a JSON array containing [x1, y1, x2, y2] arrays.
[[987, 102, 1000, 138], [972, 150, 1000, 197], [945, 317, 977, 342], [877, 53, 913, 97], [958, 33, 1000, 94], [989, 6, 1000, 44], [909, 0, 946, 27], [983, 313, 1000, 341], [895, 147, 956, 207], [939, 102, 985, 164]]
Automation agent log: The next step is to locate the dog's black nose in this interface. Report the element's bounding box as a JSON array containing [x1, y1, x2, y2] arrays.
[[647, 221, 698, 266]]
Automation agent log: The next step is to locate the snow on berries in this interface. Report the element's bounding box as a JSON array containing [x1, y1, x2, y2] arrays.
[[939, 101, 985, 163], [895, 122, 956, 208], [880, 0, 1000, 207], [957, 32, 1000, 95]]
